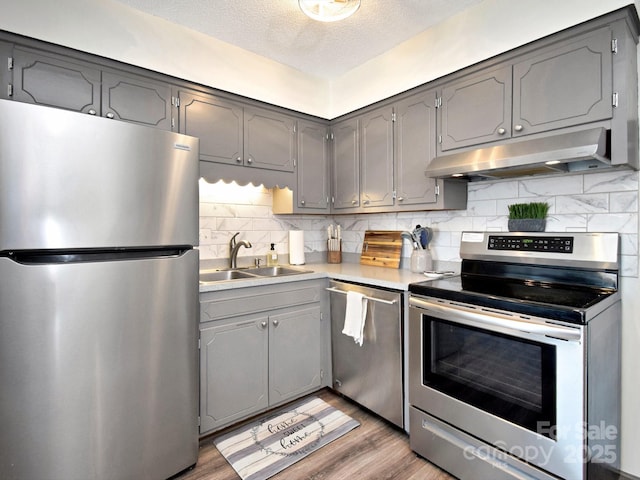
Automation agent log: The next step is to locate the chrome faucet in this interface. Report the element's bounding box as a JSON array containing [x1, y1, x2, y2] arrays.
[[229, 232, 252, 268]]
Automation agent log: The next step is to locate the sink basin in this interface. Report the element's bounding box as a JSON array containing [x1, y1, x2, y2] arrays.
[[247, 266, 310, 277], [200, 270, 256, 283], [199, 266, 311, 284]]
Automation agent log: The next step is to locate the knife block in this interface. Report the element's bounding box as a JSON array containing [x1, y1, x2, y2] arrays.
[[327, 240, 342, 264]]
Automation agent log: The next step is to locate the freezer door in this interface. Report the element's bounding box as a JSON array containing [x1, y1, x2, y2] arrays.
[[0, 100, 199, 250], [0, 250, 199, 480]]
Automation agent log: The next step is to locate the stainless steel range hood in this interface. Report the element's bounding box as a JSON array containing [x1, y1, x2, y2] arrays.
[[426, 127, 611, 180]]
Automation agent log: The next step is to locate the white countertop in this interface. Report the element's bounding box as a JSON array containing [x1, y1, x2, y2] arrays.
[[199, 261, 445, 293]]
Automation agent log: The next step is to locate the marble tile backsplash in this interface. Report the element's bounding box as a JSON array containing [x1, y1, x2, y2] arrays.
[[199, 169, 639, 277]]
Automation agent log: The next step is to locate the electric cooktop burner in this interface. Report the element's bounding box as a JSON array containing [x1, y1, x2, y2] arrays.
[[409, 232, 620, 325]]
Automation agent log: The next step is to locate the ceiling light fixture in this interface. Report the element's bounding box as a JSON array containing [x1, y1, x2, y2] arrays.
[[298, 0, 361, 22]]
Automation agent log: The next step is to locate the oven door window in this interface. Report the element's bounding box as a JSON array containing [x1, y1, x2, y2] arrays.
[[424, 317, 556, 437]]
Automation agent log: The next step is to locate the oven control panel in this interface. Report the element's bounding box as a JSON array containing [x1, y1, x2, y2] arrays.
[[488, 235, 574, 253]]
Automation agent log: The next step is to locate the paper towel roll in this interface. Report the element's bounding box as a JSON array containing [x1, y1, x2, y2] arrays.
[[289, 230, 305, 265]]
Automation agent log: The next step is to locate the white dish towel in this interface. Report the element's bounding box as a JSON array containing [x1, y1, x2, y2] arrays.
[[342, 291, 368, 346]]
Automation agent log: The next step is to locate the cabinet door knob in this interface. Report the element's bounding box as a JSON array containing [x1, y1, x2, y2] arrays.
[[261, 321, 267, 328], [236, 156, 242, 163], [272, 320, 279, 327], [247, 157, 253, 164], [397, 197, 404, 202], [497, 127, 506, 135], [363, 199, 370, 205], [300, 199, 306, 205], [351, 199, 358, 205], [88, 109, 97, 116], [514, 124, 523, 132], [106, 112, 115, 119]]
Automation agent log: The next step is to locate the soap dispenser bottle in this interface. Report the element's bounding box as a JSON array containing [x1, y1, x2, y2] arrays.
[[266, 243, 278, 266]]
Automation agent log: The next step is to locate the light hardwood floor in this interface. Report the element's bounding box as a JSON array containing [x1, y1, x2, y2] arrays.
[[176, 388, 454, 480]]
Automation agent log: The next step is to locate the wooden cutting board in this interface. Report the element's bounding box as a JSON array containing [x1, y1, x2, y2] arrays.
[[360, 230, 403, 268]]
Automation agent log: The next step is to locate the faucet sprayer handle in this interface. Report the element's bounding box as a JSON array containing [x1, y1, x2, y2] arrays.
[[230, 232, 240, 248]]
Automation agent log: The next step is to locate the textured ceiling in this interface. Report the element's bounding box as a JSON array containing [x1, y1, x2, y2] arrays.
[[113, 0, 484, 78]]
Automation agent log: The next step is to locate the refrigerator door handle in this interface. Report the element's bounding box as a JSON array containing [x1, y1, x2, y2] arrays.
[[5, 247, 193, 265]]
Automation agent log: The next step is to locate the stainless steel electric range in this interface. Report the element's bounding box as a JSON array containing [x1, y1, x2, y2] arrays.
[[408, 231, 621, 480]]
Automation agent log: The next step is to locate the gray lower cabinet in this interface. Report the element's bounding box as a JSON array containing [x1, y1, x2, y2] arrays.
[[438, 25, 614, 152], [199, 313, 269, 432], [199, 280, 329, 435], [180, 89, 296, 173], [10, 46, 174, 129], [268, 306, 323, 404]]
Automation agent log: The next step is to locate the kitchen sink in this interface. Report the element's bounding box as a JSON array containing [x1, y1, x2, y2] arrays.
[[247, 266, 310, 277], [199, 266, 311, 284], [199, 270, 256, 283]]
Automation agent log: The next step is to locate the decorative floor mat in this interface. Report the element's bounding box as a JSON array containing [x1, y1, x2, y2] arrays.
[[213, 396, 360, 480]]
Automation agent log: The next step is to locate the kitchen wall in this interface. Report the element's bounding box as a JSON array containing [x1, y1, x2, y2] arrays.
[[200, 169, 639, 278]]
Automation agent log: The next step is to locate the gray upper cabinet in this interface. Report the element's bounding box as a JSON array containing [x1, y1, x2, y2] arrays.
[[244, 107, 296, 173], [439, 66, 512, 152], [0, 41, 12, 100], [271, 119, 330, 214], [179, 89, 296, 173], [394, 91, 439, 207], [330, 99, 467, 213], [296, 120, 330, 211], [101, 71, 173, 130], [11, 47, 101, 115], [360, 107, 394, 209], [438, 26, 614, 153], [178, 90, 243, 165], [10, 46, 174, 129], [331, 118, 360, 211], [512, 27, 613, 136]]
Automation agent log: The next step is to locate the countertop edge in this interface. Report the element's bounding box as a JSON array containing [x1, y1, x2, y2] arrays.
[[199, 262, 439, 293]]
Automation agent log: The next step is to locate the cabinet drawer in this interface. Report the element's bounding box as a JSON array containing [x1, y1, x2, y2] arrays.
[[410, 407, 557, 480], [200, 281, 323, 322]]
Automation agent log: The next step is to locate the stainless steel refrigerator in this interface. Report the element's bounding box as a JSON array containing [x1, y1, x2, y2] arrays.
[[0, 100, 200, 480]]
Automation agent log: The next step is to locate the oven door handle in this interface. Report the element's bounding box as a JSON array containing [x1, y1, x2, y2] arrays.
[[409, 297, 582, 341]]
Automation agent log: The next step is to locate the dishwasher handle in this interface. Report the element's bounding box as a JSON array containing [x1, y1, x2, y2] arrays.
[[326, 287, 397, 305]]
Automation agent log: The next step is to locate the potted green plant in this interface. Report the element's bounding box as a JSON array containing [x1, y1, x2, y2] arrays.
[[507, 202, 550, 232]]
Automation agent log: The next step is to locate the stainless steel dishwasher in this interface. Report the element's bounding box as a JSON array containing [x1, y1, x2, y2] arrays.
[[328, 280, 404, 428]]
